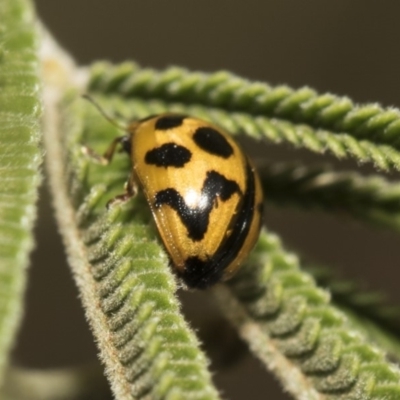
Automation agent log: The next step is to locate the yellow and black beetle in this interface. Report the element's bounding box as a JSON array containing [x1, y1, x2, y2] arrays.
[[86, 101, 263, 289]]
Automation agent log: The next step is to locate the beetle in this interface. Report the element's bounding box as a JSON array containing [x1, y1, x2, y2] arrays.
[[85, 99, 263, 289]]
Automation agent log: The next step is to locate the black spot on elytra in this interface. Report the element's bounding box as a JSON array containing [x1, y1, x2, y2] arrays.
[[155, 115, 187, 130], [145, 143, 192, 168], [193, 127, 234, 158], [182, 256, 224, 289], [154, 170, 241, 241], [180, 161, 259, 289]]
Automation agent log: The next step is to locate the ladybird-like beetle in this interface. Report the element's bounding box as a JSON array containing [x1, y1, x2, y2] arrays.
[[90, 109, 263, 289]]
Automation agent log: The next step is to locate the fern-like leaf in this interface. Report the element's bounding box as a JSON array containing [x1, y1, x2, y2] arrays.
[[42, 57, 400, 400], [261, 163, 400, 232], [214, 231, 400, 399], [0, 0, 41, 386], [88, 62, 400, 172]]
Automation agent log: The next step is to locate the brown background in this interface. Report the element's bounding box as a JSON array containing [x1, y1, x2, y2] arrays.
[[14, 2, 400, 399]]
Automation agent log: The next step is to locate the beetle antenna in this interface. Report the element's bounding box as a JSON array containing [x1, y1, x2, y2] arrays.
[[82, 94, 126, 131]]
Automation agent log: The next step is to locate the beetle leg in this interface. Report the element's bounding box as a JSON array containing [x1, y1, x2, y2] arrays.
[[106, 172, 138, 209], [81, 136, 128, 165]]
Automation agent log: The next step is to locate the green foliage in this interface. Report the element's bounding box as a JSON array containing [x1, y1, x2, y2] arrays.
[[0, 0, 41, 387], [216, 232, 400, 399], [261, 163, 400, 232], [54, 62, 400, 399], [88, 62, 400, 171], [2, 3, 400, 399], [48, 93, 220, 400]]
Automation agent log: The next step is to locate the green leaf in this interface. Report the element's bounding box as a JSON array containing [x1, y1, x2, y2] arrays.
[[214, 231, 400, 399], [88, 62, 400, 172], [260, 163, 400, 232], [43, 58, 400, 400], [44, 91, 221, 399], [305, 264, 400, 361], [0, 0, 41, 386]]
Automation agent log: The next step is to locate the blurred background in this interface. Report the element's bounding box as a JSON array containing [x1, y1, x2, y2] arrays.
[[14, 1, 400, 399]]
